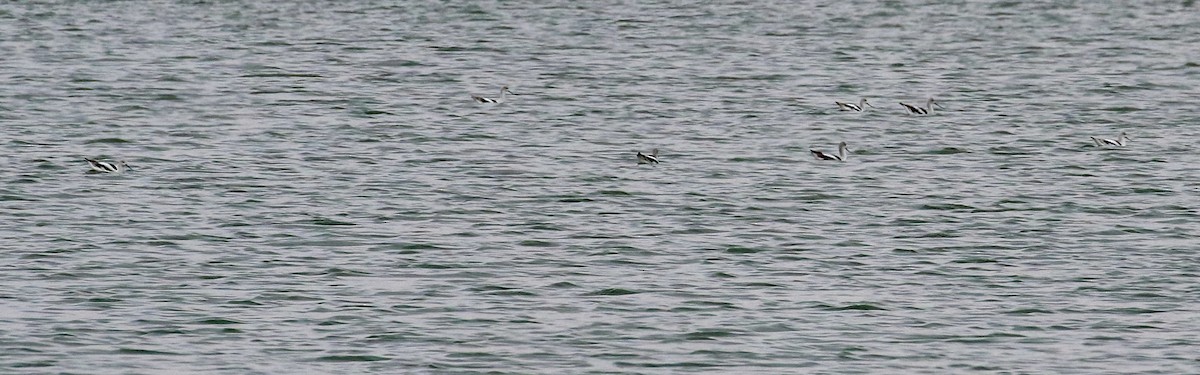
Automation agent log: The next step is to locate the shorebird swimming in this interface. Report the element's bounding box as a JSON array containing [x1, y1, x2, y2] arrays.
[[811, 142, 850, 161], [471, 86, 516, 103], [85, 158, 132, 173], [637, 149, 660, 165], [835, 98, 874, 112], [899, 98, 943, 115], [1091, 132, 1131, 147]]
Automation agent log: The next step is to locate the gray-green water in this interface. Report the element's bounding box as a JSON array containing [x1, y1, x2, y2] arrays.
[[3, 1, 1199, 374]]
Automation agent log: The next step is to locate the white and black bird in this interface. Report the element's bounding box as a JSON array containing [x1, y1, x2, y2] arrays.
[[1091, 132, 1131, 147], [636, 149, 660, 165], [85, 158, 132, 173], [810, 142, 850, 161], [835, 98, 874, 112], [471, 86, 516, 103], [899, 98, 943, 115]]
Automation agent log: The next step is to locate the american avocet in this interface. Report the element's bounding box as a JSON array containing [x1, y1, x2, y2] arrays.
[[835, 98, 874, 112], [637, 149, 660, 165], [471, 86, 516, 103], [1091, 132, 1131, 147], [899, 98, 943, 115], [85, 158, 132, 173], [811, 142, 850, 161]]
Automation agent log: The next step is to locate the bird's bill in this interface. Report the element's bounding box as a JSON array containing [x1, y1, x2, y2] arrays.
[[864, 102, 875, 108], [933, 102, 945, 109], [504, 88, 518, 95]]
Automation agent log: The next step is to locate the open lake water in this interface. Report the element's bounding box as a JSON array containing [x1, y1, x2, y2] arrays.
[[2, 1, 1199, 374]]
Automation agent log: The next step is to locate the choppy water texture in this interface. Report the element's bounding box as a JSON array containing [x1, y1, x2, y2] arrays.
[[3, 1, 1200, 374]]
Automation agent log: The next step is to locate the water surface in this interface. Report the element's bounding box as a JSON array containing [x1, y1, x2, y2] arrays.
[[2, 1, 1199, 374]]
